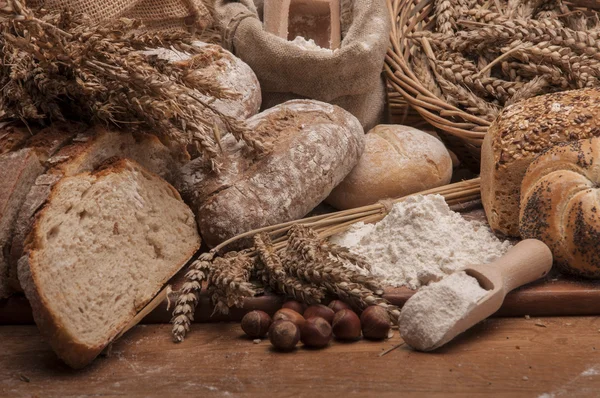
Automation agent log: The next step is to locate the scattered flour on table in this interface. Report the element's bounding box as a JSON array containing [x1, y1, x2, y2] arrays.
[[330, 194, 512, 289], [398, 271, 488, 351]]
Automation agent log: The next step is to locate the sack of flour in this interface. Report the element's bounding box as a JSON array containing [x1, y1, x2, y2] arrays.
[[27, 0, 213, 33], [213, 0, 390, 130]]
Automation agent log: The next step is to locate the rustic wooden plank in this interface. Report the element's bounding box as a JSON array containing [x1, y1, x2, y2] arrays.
[[4, 202, 600, 325], [4, 273, 600, 325], [2, 318, 600, 396]]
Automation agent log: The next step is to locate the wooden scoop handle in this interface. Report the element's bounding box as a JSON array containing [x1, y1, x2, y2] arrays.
[[469, 239, 553, 294]]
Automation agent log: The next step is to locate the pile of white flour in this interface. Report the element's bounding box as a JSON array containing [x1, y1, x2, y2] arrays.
[[330, 195, 512, 289], [290, 36, 335, 53], [398, 271, 488, 351]]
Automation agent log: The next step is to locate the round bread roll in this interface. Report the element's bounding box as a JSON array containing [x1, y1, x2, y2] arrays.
[[520, 138, 600, 278], [326, 125, 453, 210]]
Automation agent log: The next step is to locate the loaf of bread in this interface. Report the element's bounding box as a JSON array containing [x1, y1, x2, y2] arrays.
[[19, 159, 200, 368], [481, 88, 600, 237], [7, 126, 189, 292], [326, 125, 452, 210], [520, 138, 600, 278], [178, 100, 365, 247], [0, 123, 84, 298], [142, 42, 261, 122]]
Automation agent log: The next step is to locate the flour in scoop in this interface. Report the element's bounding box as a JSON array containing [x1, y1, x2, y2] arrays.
[[399, 271, 488, 351], [330, 194, 512, 289]]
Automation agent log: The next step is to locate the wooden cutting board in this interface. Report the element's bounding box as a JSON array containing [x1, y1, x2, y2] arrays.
[[3, 203, 600, 325]]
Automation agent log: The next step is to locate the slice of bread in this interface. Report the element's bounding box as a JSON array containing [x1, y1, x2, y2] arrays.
[[0, 123, 83, 298], [18, 159, 201, 368], [8, 126, 189, 291]]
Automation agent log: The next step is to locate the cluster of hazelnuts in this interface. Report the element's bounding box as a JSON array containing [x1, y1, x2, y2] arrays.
[[241, 300, 392, 351]]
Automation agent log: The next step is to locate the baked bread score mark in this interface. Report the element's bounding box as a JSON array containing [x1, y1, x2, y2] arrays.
[[520, 138, 600, 278]]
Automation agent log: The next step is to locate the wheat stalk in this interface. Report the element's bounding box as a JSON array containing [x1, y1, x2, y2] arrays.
[[254, 233, 325, 304], [171, 258, 211, 343], [0, 0, 263, 168], [169, 178, 482, 341]]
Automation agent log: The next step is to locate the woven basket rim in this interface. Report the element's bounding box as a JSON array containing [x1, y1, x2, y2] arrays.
[[385, 0, 491, 152]]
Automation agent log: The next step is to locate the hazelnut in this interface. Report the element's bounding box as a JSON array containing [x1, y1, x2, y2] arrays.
[[360, 306, 391, 340], [269, 320, 300, 352], [304, 305, 335, 324], [273, 308, 306, 328], [241, 310, 272, 338], [332, 309, 361, 341], [282, 300, 306, 314], [300, 317, 332, 348], [328, 300, 351, 313]]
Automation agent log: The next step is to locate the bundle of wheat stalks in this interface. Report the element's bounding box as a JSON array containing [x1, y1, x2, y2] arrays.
[[0, 0, 261, 168], [170, 178, 481, 342], [408, 0, 600, 122]]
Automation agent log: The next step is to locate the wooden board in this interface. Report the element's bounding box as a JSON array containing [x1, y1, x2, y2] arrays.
[[4, 273, 600, 325], [3, 318, 600, 396], [4, 203, 600, 325]]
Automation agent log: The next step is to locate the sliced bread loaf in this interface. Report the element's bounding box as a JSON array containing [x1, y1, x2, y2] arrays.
[[19, 159, 201, 368], [0, 123, 83, 298], [8, 126, 189, 291]]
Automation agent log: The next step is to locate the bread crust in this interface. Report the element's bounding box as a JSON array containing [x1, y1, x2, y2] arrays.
[[520, 138, 600, 278], [189, 100, 365, 247], [481, 88, 600, 237], [326, 125, 452, 209], [0, 124, 31, 155], [8, 127, 188, 291], [20, 159, 199, 368]]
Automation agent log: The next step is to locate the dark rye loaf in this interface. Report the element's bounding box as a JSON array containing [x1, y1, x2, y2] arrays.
[[177, 100, 365, 247]]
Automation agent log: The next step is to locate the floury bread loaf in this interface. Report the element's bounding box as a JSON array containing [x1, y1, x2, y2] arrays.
[[520, 138, 600, 278], [7, 126, 189, 292], [177, 100, 365, 247], [326, 125, 452, 210], [141, 42, 261, 122], [19, 159, 201, 368], [481, 88, 600, 237]]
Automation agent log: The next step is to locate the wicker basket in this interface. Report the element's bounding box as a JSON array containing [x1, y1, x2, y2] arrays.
[[384, 0, 490, 166]]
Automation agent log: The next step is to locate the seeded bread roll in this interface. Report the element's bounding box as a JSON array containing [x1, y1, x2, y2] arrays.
[[19, 159, 200, 368], [179, 100, 365, 247], [520, 138, 600, 278], [481, 88, 600, 237], [326, 125, 452, 210]]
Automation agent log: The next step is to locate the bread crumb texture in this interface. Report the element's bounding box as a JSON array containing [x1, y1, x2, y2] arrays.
[[24, 159, 200, 358]]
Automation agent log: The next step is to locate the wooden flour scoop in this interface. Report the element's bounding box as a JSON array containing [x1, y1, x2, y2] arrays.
[[405, 239, 553, 351]]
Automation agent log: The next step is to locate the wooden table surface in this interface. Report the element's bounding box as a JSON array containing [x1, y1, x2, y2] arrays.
[[3, 317, 600, 397]]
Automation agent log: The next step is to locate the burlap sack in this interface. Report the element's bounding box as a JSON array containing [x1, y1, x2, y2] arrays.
[[28, 0, 213, 33], [213, 0, 390, 130]]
